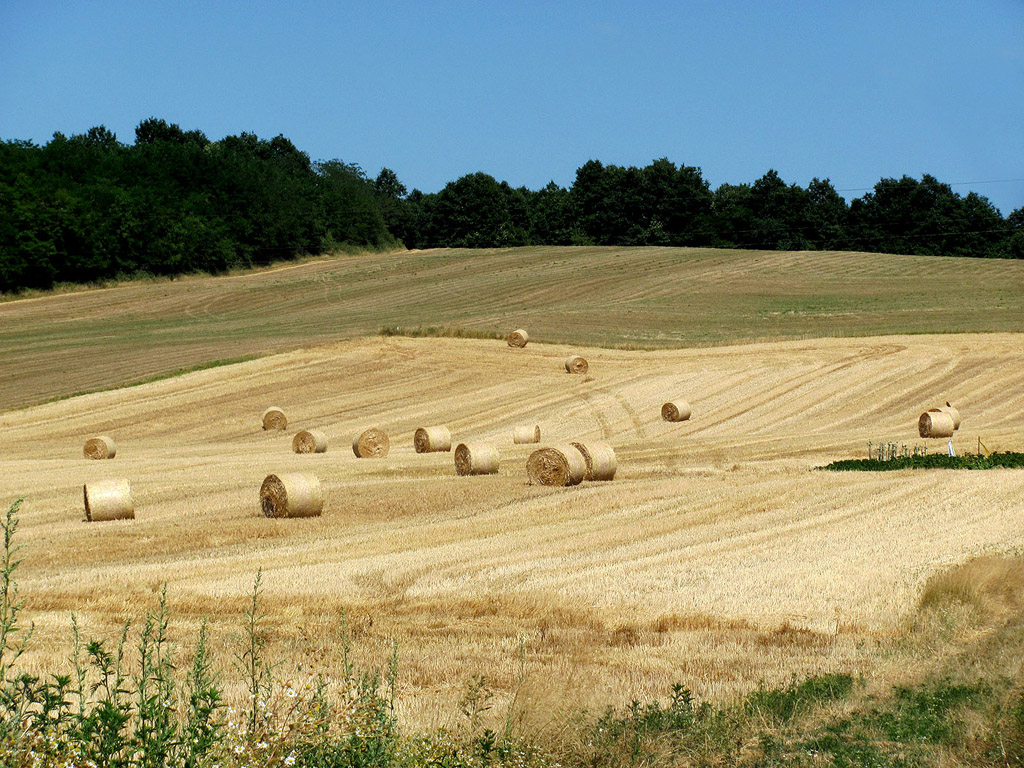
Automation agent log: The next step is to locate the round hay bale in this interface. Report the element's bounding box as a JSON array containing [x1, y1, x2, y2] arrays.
[[352, 428, 390, 458], [527, 444, 587, 486], [260, 473, 323, 518], [454, 442, 499, 475], [83, 436, 116, 460], [919, 410, 955, 439], [934, 402, 961, 430], [661, 401, 692, 422], [83, 479, 134, 522], [292, 429, 328, 454], [414, 425, 452, 453], [507, 329, 529, 348], [564, 355, 588, 374], [262, 407, 287, 431], [570, 441, 617, 481], [513, 425, 541, 444]]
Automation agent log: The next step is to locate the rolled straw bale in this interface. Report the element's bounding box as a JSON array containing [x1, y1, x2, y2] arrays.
[[83, 479, 134, 522], [661, 401, 692, 422], [570, 441, 617, 481], [513, 425, 541, 444], [507, 329, 529, 348], [454, 442, 500, 475], [260, 473, 323, 518], [262, 407, 287, 431], [919, 410, 955, 439], [414, 425, 452, 453], [352, 428, 390, 458], [934, 402, 961, 430], [292, 429, 328, 454], [564, 355, 588, 374], [83, 436, 116, 460], [527, 444, 587, 487]]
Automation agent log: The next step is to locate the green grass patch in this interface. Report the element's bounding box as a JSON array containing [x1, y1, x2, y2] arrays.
[[746, 673, 855, 723], [870, 679, 988, 743], [820, 452, 1024, 472]]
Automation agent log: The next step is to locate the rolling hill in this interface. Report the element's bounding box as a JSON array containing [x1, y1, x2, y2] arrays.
[[2, 245, 1022, 411]]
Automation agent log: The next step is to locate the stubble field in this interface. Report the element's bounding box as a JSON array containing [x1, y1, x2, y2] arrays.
[[3, 245, 1023, 410], [1, 247, 1022, 729]]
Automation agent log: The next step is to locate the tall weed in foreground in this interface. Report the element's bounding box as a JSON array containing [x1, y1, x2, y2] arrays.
[[0, 497, 411, 768], [0, 497, 558, 768], [0, 499, 31, 685]]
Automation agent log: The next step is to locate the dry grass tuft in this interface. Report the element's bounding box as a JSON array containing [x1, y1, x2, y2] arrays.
[[919, 555, 1024, 622]]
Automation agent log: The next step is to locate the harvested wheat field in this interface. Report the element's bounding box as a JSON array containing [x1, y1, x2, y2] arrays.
[[3, 246, 1024, 410], [2, 329, 1023, 728]]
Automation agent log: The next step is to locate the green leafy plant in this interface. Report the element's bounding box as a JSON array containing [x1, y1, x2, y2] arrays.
[[821, 451, 1024, 472]]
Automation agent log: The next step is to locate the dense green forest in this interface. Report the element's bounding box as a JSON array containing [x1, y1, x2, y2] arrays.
[[1, 119, 1021, 292]]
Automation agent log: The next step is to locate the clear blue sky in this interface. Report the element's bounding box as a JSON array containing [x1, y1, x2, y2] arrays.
[[2, 0, 1022, 214]]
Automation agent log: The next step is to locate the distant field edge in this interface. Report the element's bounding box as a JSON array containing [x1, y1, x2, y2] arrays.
[[3, 244, 1022, 412], [30, 355, 262, 408], [0, 245, 404, 305], [4, 244, 1018, 305]]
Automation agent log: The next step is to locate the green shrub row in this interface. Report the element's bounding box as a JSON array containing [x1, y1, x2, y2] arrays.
[[821, 451, 1024, 472]]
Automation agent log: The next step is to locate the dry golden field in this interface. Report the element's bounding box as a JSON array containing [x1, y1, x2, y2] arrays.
[[1, 313, 1023, 727], [2, 245, 1023, 410]]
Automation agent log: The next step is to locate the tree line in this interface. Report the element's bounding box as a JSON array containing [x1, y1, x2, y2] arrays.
[[0, 120, 392, 292], [1, 119, 1021, 292]]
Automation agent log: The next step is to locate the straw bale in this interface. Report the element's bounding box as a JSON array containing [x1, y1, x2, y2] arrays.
[[507, 329, 529, 348], [570, 441, 617, 481], [260, 473, 323, 518], [292, 429, 328, 454], [935, 402, 961, 430], [565, 355, 588, 374], [919, 410, 955, 439], [513, 425, 541, 444], [83, 479, 134, 522], [352, 428, 390, 458], [414, 425, 452, 453], [262, 407, 287, 431], [83, 436, 116, 460], [661, 401, 692, 422], [527, 444, 587, 486], [454, 442, 499, 475]]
